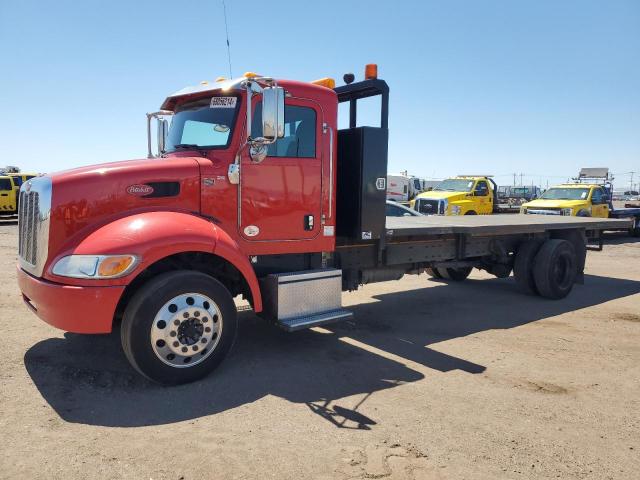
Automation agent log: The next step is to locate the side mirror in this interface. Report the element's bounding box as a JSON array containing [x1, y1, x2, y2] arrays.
[[261, 86, 285, 141], [157, 118, 168, 154]]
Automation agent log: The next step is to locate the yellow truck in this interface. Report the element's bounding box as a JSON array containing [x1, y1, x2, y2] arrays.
[[521, 183, 640, 236], [411, 175, 498, 215]]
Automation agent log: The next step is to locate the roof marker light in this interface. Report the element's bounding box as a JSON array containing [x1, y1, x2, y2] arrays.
[[311, 77, 336, 89], [215, 76, 227, 82], [243, 72, 259, 78], [365, 64, 378, 80]]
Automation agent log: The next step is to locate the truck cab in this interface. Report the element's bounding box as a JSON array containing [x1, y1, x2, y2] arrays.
[[521, 184, 610, 217], [411, 175, 497, 215]]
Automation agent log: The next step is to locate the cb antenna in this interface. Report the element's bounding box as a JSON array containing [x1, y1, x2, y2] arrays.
[[222, 0, 233, 78]]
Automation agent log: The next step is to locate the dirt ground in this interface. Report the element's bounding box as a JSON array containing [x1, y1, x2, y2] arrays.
[[1, 220, 639, 480]]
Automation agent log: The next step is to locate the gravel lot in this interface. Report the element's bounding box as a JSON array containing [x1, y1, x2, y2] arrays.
[[1, 220, 639, 479]]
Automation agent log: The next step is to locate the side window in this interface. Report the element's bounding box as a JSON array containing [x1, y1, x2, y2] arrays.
[[252, 104, 316, 158], [12, 176, 23, 186], [475, 181, 489, 196], [0, 178, 12, 191], [403, 185, 408, 194], [591, 188, 604, 204]]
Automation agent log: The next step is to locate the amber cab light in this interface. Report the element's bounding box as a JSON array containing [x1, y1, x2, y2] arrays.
[[311, 77, 336, 89], [365, 64, 378, 80]]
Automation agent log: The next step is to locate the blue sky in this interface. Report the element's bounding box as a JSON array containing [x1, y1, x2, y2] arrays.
[[1, 0, 639, 189]]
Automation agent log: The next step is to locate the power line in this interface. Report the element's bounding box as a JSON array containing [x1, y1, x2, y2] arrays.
[[222, 0, 233, 78]]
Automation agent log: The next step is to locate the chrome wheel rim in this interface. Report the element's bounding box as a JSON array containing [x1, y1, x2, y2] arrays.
[[150, 293, 223, 368]]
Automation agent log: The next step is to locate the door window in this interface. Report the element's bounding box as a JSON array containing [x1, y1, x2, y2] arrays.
[[474, 181, 489, 196], [591, 188, 605, 204], [252, 104, 316, 158], [0, 178, 12, 191]]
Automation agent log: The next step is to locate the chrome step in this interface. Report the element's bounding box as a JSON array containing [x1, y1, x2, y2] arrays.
[[275, 308, 353, 332]]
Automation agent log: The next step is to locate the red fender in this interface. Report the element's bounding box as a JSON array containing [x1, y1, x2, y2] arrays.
[[45, 211, 263, 312]]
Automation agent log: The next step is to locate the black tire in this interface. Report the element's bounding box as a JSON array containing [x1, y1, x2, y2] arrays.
[[425, 267, 442, 279], [464, 210, 477, 215], [436, 266, 473, 281], [121, 270, 238, 385], [630, 217, 640, 237], [533, 239, 577, 299], [513, 240, 543, 295]]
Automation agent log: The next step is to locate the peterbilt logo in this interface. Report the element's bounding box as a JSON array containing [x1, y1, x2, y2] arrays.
[[25, 181, 32, 193], [126, 184, 154, 196]]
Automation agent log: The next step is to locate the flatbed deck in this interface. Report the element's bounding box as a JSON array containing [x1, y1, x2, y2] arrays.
[[386, 214, 632, 237]]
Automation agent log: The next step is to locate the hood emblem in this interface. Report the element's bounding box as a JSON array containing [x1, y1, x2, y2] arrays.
[[25, 181, 32, 193], [127, 184, 154, 197]]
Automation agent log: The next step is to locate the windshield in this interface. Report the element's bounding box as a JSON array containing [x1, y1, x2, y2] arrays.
[[540, 188, 590, 200], [434, 179, 474, 192], [165, 96, 239, 152]]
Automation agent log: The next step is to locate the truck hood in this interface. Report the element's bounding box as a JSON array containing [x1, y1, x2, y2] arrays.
[[522, 199, 588, 209], [416, 191, 469, 202], [47, 156, 203, 257]]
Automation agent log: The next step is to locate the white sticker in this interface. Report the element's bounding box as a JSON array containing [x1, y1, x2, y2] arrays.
[[210, 97, 237, 108], [243, 225, 260, 237], [376, 178, 386, 190], [323, 226, 335, 237], [362, 231, 372, 240]]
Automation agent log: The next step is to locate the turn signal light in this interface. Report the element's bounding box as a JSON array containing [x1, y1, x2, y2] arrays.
[[311, 77, 336, 89], [97, 255, 137, 277], [365, 63, 378, 80], [243, 72, 259, 78]]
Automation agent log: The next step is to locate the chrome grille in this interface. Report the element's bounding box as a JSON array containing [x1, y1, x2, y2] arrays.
[[18, 191, 40, 265], [18, 177, 52, 277], [416, 199, 443, 215]]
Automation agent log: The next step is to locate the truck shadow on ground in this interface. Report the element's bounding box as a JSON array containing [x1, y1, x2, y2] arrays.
[[24, 274, 640, 428]]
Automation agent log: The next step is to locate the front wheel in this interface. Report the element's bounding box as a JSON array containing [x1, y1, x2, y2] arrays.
[[121, 270, 238, 385]]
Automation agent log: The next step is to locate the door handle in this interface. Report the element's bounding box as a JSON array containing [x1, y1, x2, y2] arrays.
[[0, 194, 8, 196]]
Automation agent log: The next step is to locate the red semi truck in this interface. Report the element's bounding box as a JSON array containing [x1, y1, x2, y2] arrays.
[[17, 66, 630, 384]]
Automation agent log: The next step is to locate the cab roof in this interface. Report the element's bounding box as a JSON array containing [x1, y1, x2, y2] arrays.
[[160, 76, 337, 111], [553, 183, 600, 188]]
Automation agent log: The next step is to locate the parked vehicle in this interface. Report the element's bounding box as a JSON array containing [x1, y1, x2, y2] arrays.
[[385, 200, 422, 217], [0, 176, 18, 214], [411, 175, 498, 215], [496, 185, 542, 213], [386, 173, 423, 202], [16, 66, 630, 384], [521, 168, 640, 236]]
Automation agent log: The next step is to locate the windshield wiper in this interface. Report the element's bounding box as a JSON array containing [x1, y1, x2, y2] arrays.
[[171, 143, 206, 150]]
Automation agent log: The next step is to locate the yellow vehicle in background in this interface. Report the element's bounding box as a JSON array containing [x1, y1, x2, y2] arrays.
[[7, 173, 38, 192], [411, 175, 498, 215], [521, 184, 610, 217], [0, 176, 18, 214]]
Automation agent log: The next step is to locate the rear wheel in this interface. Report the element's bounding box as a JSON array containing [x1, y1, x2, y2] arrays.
[[513, 240, 543, 295], [630, 217, 640, 237], [533, 239, 577, 299], [436, 266, 473, 281], [464, 210, 477, 215], [425, 267, 443, 279], [121, 270, 238, 385]]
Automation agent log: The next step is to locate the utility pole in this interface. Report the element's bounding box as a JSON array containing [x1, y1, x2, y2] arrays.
[[519, 173, 523, 185], [513, 173, 516, 186], [630, 171, 635, 192]]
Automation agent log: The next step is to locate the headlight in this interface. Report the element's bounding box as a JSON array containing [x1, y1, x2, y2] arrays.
[[561, 208, 573, 216], [451, 205, 461, 215], [52, 254, 138, 279]]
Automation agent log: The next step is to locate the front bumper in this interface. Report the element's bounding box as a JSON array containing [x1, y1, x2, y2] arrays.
[[17, 266, 125, 334]]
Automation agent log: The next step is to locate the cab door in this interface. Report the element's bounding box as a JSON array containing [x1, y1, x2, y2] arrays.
[[239, 99, 323, 241], [473, 180, 492, 214], [590, 187, 609, 218]]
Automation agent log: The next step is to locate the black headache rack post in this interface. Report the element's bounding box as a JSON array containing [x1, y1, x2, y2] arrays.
[[334, 79, 390, 249]]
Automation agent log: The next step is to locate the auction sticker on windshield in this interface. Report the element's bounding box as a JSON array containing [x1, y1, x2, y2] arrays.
[[210, 97, 237, 108]]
